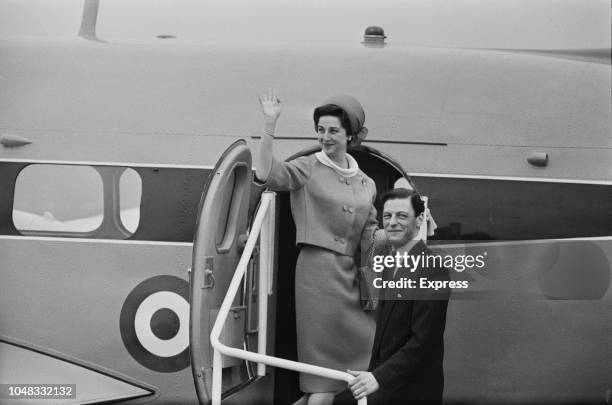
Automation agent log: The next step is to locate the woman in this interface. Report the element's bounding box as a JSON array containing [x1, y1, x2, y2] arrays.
[[257, 89, 377, 405]]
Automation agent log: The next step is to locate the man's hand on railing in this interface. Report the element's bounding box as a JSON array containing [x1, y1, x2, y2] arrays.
[[347, 370, 379, 400]]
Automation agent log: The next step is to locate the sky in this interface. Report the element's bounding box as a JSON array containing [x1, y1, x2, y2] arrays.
[[0, 0, 610, 49]]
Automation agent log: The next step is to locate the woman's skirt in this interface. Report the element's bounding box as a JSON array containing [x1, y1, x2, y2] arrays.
[[295, 244, 376, 393]]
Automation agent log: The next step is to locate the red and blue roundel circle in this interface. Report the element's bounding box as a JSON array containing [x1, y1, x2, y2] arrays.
[[120, 275, 190, 372]]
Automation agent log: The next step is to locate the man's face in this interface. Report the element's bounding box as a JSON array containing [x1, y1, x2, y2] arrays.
[[382, 197, 423, 247]]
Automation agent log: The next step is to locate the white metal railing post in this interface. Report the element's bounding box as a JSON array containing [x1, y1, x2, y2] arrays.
[[266, 193, 275, 296], [210, 193, 366, 405], [212, 349, 223, 403], [257, 191, 275, 376]]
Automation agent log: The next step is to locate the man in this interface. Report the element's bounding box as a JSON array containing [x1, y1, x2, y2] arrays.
[[336, 188, 450, 405]]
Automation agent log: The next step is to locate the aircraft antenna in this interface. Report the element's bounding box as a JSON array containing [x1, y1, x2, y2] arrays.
[[78, 0, 103, 42]]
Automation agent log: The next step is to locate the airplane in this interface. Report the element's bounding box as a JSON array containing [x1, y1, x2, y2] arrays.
[[0, 0, 611, 404]]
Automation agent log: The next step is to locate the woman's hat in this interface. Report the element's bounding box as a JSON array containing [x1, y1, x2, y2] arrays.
[[319, 94, 368, 147]]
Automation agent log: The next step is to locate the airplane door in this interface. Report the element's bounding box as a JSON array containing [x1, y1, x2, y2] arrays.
[[189, 140, 273, 404]]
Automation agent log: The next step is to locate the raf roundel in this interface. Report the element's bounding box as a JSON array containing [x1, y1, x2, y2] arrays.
[[120, 275, 190, 372]]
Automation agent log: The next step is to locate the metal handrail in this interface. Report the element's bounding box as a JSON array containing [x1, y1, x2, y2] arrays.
[[209, 191, 366, 405]]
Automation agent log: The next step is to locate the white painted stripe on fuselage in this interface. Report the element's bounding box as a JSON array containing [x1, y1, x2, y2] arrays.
[[0, 158, 215, 170], [0, 235, 192, 246], [432, 236, 612, 250], [409, 172, 612, 185]]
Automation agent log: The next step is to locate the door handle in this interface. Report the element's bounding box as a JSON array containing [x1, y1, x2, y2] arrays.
[[202, 256, 215, 289]]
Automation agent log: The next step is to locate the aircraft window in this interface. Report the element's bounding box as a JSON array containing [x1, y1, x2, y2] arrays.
[[13, 165, 104, 233], [411, 176, 612, 243], [216, 170, 236, 247], [119, 168, 142, 233], [4, 163, 210, 240], [216, 164, 249, 252]]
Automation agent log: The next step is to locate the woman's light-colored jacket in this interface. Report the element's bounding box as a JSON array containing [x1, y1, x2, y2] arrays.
[[264, 154, 377, 256]]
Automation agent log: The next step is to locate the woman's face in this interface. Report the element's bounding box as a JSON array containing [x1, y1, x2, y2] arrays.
[[317, 115, 348, 158]]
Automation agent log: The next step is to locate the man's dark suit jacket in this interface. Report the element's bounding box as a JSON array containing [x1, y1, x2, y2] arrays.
[[336, 239, 450, 405]]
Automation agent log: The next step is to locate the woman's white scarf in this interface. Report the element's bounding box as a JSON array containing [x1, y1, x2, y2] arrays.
[[315, 151, 359, 177]]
